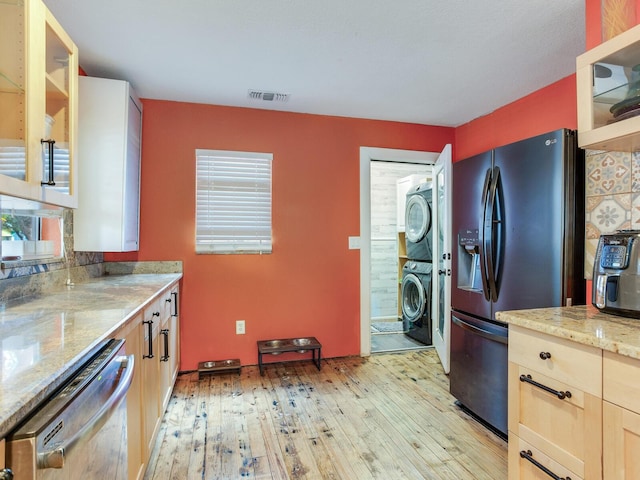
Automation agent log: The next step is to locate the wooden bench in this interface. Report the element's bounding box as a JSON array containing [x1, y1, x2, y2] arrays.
[[257, 337, 322, 375]]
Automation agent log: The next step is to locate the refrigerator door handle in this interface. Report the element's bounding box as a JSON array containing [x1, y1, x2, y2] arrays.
[[451, 315, 508, 345], [480, 167, 492, 301], [485, 166, 502, 302]]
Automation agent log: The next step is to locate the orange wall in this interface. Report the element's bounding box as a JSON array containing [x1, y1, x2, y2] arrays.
[[586, 0, 602, 49], [107, 103, 453, 369], [454, 75, 578, 161]]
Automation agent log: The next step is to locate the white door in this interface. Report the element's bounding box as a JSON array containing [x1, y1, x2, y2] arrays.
[[431, 145, 452, 373]]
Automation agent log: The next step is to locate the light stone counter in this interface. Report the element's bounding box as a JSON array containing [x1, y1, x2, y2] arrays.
[[0, 273, 181, 438], [496, 305, 640, 360]]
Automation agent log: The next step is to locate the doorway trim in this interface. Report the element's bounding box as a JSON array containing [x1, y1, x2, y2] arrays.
[[359, 147, 438, 356]]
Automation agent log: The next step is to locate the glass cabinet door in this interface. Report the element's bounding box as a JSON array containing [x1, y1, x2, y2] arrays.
[[0, 0, 77, 207], [43, 14, 74, 195], [0, 0, 27, 182]]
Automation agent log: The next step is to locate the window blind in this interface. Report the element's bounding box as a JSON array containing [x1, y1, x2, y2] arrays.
[[195, 149, 272, 254]]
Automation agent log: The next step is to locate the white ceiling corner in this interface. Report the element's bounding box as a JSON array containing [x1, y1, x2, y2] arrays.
[[43, 0, 586, 127]]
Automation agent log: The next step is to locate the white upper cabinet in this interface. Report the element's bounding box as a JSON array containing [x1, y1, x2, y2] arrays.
[[0, 0, 78, 207], [73, 76, 142, 252]]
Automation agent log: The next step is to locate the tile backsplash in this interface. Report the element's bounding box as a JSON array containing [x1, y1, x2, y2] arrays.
[[585, 150, 640, 278]]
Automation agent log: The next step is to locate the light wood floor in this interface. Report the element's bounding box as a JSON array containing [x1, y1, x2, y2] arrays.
[[144, 350, 507, 479]]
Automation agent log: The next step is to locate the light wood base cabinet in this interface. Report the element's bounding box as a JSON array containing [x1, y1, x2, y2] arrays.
[[117, 312, 145, 480], [603, 351, 640, 479], [160, 284, 180, 412], [508, 326, 602, 480], [0, 438, 11, 479], [113, 281, 180, 480], [142, 297, 162, 459]]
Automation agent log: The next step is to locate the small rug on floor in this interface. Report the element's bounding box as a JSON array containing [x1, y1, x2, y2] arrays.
[[371, 322, 404, 333]]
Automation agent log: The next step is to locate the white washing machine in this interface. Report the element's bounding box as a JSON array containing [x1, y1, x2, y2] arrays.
[[405, 182, 434, 261], [401, 260, 432, 345]]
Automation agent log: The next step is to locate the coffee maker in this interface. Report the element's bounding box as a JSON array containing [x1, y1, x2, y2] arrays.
[[593, 230, 640, 318]]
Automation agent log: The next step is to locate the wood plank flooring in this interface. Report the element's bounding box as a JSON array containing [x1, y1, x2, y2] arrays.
[[144, 350, 507, 480]]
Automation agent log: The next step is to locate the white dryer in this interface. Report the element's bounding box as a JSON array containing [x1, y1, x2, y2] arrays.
[[405, 182, 434, 261]]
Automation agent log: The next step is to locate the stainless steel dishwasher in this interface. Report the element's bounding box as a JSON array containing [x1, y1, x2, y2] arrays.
[[5, 339, 133, 480]]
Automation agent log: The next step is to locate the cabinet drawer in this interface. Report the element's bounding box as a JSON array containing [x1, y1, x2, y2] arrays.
[[509, 325, 601, 395], [603, 351, 640, 413], [144, 297, 162, 327], [508, 362, 602, 479], [509, 435, 582, 480]]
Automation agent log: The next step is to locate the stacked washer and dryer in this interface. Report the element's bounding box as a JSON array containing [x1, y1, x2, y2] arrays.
[[401, 182, 434, 345]]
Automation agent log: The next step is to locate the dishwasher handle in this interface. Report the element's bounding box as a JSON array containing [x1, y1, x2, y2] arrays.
[[451, 315, 508, 345], [38, 354, 135, 469]]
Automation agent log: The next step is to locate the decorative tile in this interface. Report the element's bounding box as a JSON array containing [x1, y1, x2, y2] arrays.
[[632, 151, 640, 192], [586, 151, 631, 196], [585, 193, 632, 239], [632, 192, 640, 229]]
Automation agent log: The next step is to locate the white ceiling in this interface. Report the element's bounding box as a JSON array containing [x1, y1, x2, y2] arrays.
[[43, 0, 586, 127]]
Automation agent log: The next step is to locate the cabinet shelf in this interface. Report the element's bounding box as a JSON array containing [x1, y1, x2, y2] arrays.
[[45, 72, 69, 98], [0, 71, 23, 93]]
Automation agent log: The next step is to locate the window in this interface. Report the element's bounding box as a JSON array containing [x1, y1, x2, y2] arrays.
[[0, 196, 64, 262], [196, 149, 272, 254]]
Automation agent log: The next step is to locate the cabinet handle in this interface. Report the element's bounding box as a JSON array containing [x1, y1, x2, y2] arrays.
[[519, 374, 571, 400], [539, 351, 552, 360], [41, 139, 56, 186], [160, 328, 170, 362], [143, 319, 154, 359], [519, 450, 571, 480], [171, 291, 179, 317]]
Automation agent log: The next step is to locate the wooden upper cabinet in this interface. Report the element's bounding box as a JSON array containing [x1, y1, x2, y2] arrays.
[[577, 23, 640, 152], [0, 0, 78, 207]]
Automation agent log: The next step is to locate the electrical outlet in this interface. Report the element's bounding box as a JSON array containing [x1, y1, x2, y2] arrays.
[[236, 320, 246, 335]]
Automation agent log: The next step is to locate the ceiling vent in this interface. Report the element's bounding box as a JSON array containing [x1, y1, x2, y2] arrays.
[[248, 90, 290, 102]]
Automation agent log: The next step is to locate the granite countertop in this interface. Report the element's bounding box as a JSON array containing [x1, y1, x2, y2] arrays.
[[496, 304, 640, 359], [0, 272, 181, 439]]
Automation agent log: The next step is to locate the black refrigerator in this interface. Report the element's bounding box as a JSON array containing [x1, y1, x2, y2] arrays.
[[449, 128, 585, 437]]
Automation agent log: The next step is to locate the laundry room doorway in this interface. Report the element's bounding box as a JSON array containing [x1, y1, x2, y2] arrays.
[[360, 147, 442, 356], [369, 161, 432, 353]]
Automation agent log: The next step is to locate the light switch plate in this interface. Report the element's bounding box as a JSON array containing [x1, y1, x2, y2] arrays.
[[348, 236, 360, 249], [236, 320, 245, 334]]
